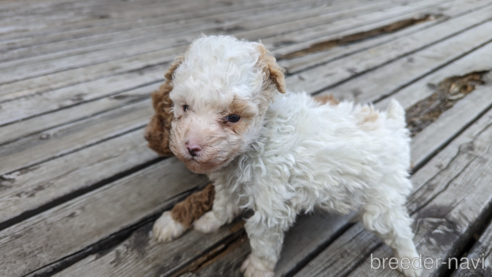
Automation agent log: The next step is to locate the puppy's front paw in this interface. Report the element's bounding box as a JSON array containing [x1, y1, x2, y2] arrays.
[[152, 211, 186, 242], [193, 211, 223, 233], [240, 254, 274, 277]]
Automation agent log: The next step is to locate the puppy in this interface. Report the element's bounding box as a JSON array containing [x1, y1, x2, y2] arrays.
[[153, 35, 420, 277], [146, 70, 339, 238]]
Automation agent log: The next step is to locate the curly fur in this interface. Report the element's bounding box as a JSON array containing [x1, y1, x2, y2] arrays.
[[151, 35, 421, 277], [147, 87, 340, 233]]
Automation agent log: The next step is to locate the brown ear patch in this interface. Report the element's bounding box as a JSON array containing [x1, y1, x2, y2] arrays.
[[257, 45, 286, 94], [145, 83, 174, 156], [145, 57, 183, 156], [170, 183, 215, 228]]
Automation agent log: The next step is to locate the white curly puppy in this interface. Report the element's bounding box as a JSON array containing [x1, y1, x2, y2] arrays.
[[153, 35, 421, 277]]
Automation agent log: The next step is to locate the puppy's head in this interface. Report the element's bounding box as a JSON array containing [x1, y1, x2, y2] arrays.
[[168, 36, 285, 174], [144, 57, 183, 156]]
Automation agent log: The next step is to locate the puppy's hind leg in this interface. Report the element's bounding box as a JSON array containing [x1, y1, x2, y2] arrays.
[[362, 192, 421, 277]]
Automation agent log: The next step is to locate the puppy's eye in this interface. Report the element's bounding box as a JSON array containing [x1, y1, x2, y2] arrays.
[[183, 105, 189, 112], [226, 114, 240, 123]]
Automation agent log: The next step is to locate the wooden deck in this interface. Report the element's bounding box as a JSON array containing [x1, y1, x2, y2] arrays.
[[1, 0, 492, 276]]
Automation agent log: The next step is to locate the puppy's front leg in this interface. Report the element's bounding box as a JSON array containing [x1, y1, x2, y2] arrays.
[[241, 209, 296, 277], [194, 184, 240, 233], [153, 183, 215, 242]]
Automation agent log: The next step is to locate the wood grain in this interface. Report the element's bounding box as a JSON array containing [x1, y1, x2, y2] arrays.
[[0, 158, 207, 277], [286, 0, 492, 95]]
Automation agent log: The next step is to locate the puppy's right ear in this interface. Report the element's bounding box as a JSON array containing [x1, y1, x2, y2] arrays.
[[257, 44, 286, 94], [145, 56, 184, 156]]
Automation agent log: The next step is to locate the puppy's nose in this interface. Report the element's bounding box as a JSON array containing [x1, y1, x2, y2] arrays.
[[187, 144, 202, 157]]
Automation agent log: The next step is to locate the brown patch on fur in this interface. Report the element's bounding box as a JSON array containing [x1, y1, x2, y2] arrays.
[[356, 105, 380, 131], [313, 94, 339, 105], [257, 45, 286, 94], [144, 56, 183, 156], [360, 106, 379, 123], [171, 183, 215, 228], [227, 96, 256, 135]]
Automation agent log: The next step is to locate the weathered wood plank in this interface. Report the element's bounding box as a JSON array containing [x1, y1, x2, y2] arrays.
[[269, 0, 450, 56], [0, 83, 154, 146], [373, 41, 492, 168], [277, 0, 492, 74], [0, 64, 165, 125], [0, 129, 156, 228], [319, 15, 492, 105], [294, 104, 492, 277], [0, 157, 207, 277], [0, 0, 409, 87], [0, 0, 476, 126], [0, 47, 176, 102], [0, 1, 309, 55], [0, 0, 246, 45], [0, 0, 397, 100], [55, 211, 354, 277], [0, 0, 311, 69], [409, 80, 492, 170], [0, 0, 163, 16], [237, 0, 431, 46], [53, 220, 246, 277], [0, 0, 320, 60], [0, 2, 450, 125], [285, 1, 492, 95], [0, 0, 204, 41], [0, 0, 353, 84], [0, 99, 153, 175], [450, 219, 492, 276]]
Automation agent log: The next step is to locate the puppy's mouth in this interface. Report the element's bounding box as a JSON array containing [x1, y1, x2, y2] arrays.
[[179, 153, 229, 174]]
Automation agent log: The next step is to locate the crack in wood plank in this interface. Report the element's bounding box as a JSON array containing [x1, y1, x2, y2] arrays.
[[406, 70, 490, 136], [279, 14, 438, 60]]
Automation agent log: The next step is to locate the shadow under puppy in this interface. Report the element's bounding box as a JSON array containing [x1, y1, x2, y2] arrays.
[[147, 35, 420, 277]]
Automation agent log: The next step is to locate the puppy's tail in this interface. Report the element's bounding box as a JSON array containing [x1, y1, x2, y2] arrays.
[[386, 99, 406, 129]]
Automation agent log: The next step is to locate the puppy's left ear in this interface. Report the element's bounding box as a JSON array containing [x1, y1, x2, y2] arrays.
[[257, 44, 286, 94], [164, 56, 184, 83], [145, 56, 184, 157]]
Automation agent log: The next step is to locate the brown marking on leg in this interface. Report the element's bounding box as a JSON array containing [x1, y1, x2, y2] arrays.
[[171, 183, 215, 228]]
